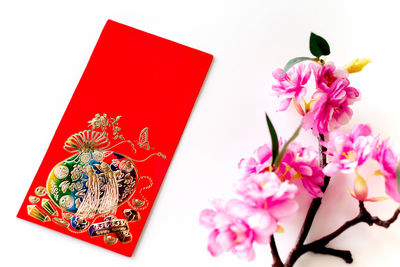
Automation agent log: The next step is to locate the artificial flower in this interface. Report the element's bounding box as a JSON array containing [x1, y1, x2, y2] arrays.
[[311, 61, 348, 91], [239, 142, 324, 198], [236, 172, 299, 222], [373, 138, 400, 202], [323, 124, 375, 176], [199, 199, 276, 260], [238, 144, 273, 177], [302, 77, 360, 135], [279, 144, 325, 198], [272, 63, 311, 111]]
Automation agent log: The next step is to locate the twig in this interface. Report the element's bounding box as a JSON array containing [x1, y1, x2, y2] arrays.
[[371, 209, 400, 228], [270, 235, 283, 267], [308, 246, 353, 263], [306, 202, 399, 248], [300, 202, 400, 264], [284, 134, 329, 266], [317, 134, 330, 191]]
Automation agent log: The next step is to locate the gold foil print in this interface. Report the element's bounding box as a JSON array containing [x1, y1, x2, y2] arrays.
[[34, 186, 47, 197]]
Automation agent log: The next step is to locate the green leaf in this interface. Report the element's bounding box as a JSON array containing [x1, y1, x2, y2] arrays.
[[274, 124, 302, 168], [309, 32, 330, 58], [265, 113, 279, 165], [282, 57, 314, 76], [396, 161, 400, 200]]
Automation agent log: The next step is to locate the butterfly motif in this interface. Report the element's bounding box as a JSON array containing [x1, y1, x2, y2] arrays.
[[136, 127, 151, 150]]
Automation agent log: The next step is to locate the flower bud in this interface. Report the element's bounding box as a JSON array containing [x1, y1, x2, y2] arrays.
[[353, 173, 368, 201], [345, 58, 371, 73]]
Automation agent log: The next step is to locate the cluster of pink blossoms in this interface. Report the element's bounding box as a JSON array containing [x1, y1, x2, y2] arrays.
[[238, 141, 324, 198], [199, 141, 324, 260], [273, 62, 360, 136], [272, 60, 399, 203], [323, 124, 400, 202], [200, 58, 399, 262]]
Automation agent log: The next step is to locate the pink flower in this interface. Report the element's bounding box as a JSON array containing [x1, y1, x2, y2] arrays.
[[272, 63, 311, 111], [238, 144, 273, 177], [199, 199, 275, 260], [237, 172, 299, 222], [302, 77, 360, 135], [311, 61, 348, 91], [373, 139, 400, 202], [324, 124, 399, 202], [239, 142, 324, 198], [279, 144, 325, 198], [323, 124, 375, 176]]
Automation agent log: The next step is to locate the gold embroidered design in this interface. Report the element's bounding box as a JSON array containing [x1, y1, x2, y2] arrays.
[[27, 113, 166, 244]]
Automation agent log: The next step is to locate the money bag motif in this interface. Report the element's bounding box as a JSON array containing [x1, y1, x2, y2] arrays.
[[47, 130, 138, 219], [27, 114, 165, 244]]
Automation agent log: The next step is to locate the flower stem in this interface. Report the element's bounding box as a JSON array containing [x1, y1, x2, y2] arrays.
[[285, 201, 400, 266], [302, 202, 400, 261], [308, 246, 353, 263], [318, 134, 330, 191], [306, 202, 400, 247], [270, 235, 283, 267], [284, 134, 329, 266]]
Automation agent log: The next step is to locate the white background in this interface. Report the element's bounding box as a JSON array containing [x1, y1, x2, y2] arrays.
[[1, 0, 400, 266]]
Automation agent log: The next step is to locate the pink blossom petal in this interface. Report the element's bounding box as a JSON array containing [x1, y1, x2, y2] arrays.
[[294, 87, 307, 104], [277, 97, 292, 111], [385, 175, 400, 202], [268, 199, 299, 221], [226, 199, 253, 218], [295, 165, 313, 176], [255, 144, 272, 166], [199, 209, 216, 228], [272, 68, 284, 80], [301, 178, 323, 198], [216, 230, 236, 251], [213, 212, 235, 229], [323, 162, 341, 176], [350, 124, 372, 139], [208, 230, 223, 257], [234, 246, 256, 261]]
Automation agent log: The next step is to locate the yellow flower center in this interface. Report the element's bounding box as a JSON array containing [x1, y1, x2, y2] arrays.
[[342, 151, 357, 161], [303, 97, 320, 113], [289, 172, 302, 182]]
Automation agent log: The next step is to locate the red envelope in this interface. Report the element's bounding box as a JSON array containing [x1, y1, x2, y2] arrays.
[[17, 20, 213, 256]]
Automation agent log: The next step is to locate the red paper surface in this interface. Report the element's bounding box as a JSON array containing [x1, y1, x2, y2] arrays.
[[17, 19, 213, 256]]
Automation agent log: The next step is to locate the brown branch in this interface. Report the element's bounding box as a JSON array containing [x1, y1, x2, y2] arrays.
[[305, 202, 400, 249], [308, 246, 353, 263], [304, 202, 370, 249], [296, 202, 400, 266], [371, 209, 400, 228], [284, 198, 322, 266], [284, 134, 329, 266], [317, 134, 330, 191], [270, 235, 283, 267]]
